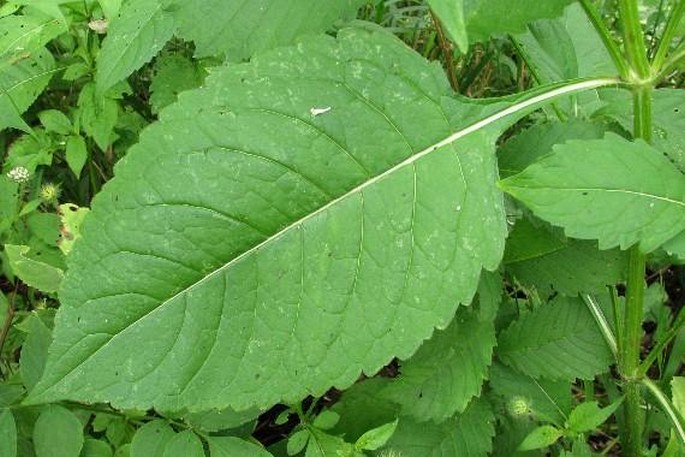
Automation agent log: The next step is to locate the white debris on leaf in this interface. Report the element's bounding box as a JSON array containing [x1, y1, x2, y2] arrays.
[[6, 166, 30, 183], [310, 106, 332, 117], [88, 19, 108, 34]]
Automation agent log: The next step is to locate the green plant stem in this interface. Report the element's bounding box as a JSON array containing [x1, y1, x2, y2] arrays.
[[616, 3, 653, 454], [656, 44, 685, 80], [579, 0, 631, 78], [618, 0, 652, 82], [621, 248, 646, 455], [651, 0, 685, 72]]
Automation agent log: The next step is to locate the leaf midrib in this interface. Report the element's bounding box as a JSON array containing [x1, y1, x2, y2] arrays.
[[35, 78, 619, 397]]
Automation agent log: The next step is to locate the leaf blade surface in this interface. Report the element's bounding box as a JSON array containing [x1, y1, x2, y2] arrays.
[[30, 28, 507, 411]]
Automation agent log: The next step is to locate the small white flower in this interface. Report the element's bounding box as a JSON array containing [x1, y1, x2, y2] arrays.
[[6, 166, 30, 183], [88, 19, 108, 34]]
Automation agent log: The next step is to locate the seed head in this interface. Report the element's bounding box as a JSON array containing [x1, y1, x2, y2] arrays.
[[507, 395, 532, 418], [40, 183, 60, 203]]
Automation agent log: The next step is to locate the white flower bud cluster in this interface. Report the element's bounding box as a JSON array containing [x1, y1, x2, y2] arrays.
[[6, 166, 30, 183]]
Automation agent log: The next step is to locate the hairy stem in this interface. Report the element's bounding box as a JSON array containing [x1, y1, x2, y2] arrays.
[[622, 247, 646, 455], [617, 2, 652, 455]]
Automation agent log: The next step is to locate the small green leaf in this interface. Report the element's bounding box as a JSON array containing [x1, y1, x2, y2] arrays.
[[500, 133, 685, 252], [162, 431, 204, 457], [130, 420, 175, 457], [287, 429, 310, 456], [38, 109, 72, 135], [5, 244, 64, 293], [33, 405, 84, 457], [207, 436, 273, 456], [354, 419, 398, 451], [96, 0, 175, 94], [65, 135, 88, 178], [58, 203, 90, 255], [78, 83, 119, 151], [517, 425, 563, 451], [81, 439, 114, 457], [566, 399, 623, 434], [0, 409, 17, 457], [305, 428, 356, 457], [63, 62, 91, 81], [312, 410, 340, 430], [20, 313, 53, 390], [427, 0, 468, 52]]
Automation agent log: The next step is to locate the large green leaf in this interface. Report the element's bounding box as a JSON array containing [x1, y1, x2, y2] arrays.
[[95, 0, 175, 94], [500, 133, 685, 252], [29, 27, 508, 412], [382, 398, 495, 456], [172, 0, 367, 59], [464, 0, 573, 43], [381, 307, 495, 422], [497, 297, 613, 380]]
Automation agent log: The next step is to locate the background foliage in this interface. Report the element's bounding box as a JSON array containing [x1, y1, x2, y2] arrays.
[[0, 0, 683, 456]]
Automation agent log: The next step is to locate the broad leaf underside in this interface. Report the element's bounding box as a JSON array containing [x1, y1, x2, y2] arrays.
[[30, 28, 506, 411]]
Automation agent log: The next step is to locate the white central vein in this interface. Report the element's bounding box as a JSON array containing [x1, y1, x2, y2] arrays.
[[158, 77, 620, 308]]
